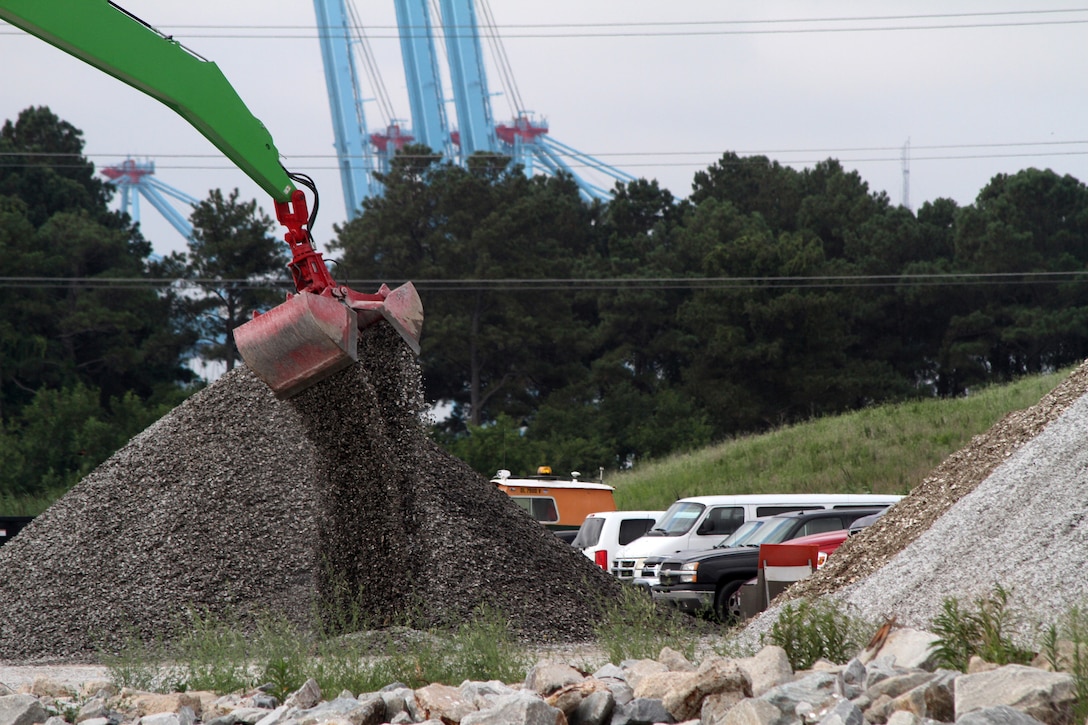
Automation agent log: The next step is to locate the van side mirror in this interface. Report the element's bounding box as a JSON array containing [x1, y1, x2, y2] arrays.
[[697, 519, 714, 535]]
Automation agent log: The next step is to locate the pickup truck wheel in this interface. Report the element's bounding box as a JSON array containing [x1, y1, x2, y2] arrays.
[[714, 580, 744, 624]]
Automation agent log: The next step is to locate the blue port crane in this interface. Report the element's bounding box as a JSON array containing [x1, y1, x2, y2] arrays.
[[393, 0, 451, 158], [431, 0, 637, 199], [312, 0, 378, 215], [438, 0, 495, 160], [311, 0, 638, 216], [100, 158, 200, 241]]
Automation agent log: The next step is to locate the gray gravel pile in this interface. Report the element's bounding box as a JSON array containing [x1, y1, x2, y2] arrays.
[[0, 325, 627, 664], [739, 360, 1088, 648]]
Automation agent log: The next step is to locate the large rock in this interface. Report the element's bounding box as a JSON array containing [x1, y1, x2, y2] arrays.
[[717, 698, 781, 725], [863, 628, 942, 671], [661, 657, 751, 722], [758, 671, 840, 724], [874, 671, 956, 722], [524, 662, 585, 696], [414, 683, 477, 723], [0, 695, 47, 725], [735, 646, 793, 697], [459, 691, 563, 725], [954, 664, 1076, 725]]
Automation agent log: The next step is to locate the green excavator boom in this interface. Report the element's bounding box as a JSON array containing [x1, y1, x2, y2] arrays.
[[0, 0, 295, 203]]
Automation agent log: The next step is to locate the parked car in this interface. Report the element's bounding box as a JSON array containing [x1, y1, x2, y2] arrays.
[[630, 516, 772, 590], [571, 510, 664, 571], [0, 516, 35, 547], [651, 508, 887, 622], [610, 493, 901, 585], [729, 512, 885, 620]]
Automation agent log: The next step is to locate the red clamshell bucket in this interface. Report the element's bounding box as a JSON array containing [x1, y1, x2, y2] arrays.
[[233, 190, 423, 399], [233, 292, 359, 399]]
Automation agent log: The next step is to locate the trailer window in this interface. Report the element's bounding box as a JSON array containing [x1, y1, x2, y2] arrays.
[[511, 496, 559, 524]]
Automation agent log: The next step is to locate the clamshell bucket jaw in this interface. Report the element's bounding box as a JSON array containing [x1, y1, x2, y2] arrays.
[[345, 282, 423, 355], [233, 190, 423, 399], [234, 291, 359, 399]]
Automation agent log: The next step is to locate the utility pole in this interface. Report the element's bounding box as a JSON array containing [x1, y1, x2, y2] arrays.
[[901, 138, 911, 211]]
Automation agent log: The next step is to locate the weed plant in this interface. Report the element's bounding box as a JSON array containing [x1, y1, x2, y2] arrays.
[[103, 603, 538, 696], [593, 583, 703, 664], [931, 584, 1034, 671], [1041, 606, 1088, 722], [761, 599, 874, 670]]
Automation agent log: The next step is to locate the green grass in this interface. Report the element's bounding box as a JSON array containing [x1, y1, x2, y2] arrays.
[[609, 368, 1070, 510], [102, 605, 535, 695], [101, 596, 710, 696], [0, 489, 64, 516]]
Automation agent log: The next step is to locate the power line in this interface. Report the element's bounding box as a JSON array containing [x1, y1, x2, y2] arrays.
[[52, 8, 1088, 30], [5, 143, 1088, 174], [5, 8, 1087, 39], [4, 20, 1082, 40], [10, 138, 1088, 160], [4, 271, 1087, 292]]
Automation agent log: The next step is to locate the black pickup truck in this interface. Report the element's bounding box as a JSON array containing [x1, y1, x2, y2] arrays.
[[651, 507, 887, 622], [0, 516, 35, 547]]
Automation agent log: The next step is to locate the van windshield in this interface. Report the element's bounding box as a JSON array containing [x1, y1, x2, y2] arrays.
[[645, 502, 705, 536]]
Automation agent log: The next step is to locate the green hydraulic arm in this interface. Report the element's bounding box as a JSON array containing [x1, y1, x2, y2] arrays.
[[0, 0, 423, 399], [0, 0, 295, 203]]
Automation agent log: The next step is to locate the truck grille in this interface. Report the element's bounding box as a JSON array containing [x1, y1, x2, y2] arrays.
[[656, 561, 681, 586], [611, 558, 640, 580]]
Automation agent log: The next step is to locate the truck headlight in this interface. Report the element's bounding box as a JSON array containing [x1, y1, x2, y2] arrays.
[[678, 562, 699, 583]]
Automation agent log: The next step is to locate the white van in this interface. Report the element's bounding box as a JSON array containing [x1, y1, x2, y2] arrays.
[[571, 510, 665, 571], [610, 493, 902, 584]]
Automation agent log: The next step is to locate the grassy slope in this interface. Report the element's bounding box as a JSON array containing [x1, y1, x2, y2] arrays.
[[610, 367, 1073, 511]]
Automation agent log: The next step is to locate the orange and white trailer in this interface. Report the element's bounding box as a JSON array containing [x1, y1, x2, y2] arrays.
[[492, 467, 616, 533]]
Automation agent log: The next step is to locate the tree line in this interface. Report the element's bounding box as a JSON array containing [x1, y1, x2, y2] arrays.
[[4, 106, 1088, 504], [0, 107, 287, 504], [335, 147, 1088, 475]]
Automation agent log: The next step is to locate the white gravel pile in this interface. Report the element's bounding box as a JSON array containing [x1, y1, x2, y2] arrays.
[[739, 362, 1088, 648], [830, 390, 1088, 632]]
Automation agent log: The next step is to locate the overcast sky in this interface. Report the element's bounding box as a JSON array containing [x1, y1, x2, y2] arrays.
[[3, 1, 1087, 260]]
